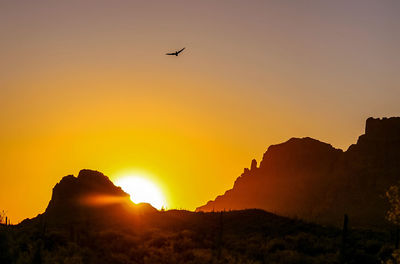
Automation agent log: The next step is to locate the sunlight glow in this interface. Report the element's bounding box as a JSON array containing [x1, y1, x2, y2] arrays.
[[114, 175, 166, 210]]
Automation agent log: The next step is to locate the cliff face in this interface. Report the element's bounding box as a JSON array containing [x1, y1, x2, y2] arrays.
[[197, 117, 400, 226]]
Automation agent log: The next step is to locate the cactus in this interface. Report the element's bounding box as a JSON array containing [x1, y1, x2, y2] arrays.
[[340, 214, 349, 263], [216, 211, 224, 261]]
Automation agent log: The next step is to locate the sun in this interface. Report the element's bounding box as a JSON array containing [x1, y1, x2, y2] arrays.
[[114, 175, 166, 210]]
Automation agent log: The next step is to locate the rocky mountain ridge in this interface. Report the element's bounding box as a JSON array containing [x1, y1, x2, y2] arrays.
[[197, 117, 400, 226]]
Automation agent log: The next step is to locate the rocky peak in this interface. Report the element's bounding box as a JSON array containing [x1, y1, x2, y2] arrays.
[[46, 169, 129, 211], [259, 137, 342, 169], [350, 117, 400, 153], [43, 169, 156, 227], [197, 117, 400, 226], [365, 117, 400, 140], [250, 159, 258, 170]]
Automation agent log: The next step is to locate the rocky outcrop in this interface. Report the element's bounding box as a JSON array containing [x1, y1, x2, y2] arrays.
[[197, 117, 400, 227], [46, 169, 129, 211], [365, 117, 400, 140], [43, 169, 156, 227]]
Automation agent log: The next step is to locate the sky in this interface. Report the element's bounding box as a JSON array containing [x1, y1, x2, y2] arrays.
[[1, 0, 399, 223]]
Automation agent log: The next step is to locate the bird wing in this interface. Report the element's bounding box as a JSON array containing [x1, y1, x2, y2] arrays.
[[177, 47, 185, 54], [166, 52, 175, 55]]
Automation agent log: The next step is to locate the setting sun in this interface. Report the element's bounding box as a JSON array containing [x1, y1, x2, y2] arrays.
[[114, 175, 166, 210]]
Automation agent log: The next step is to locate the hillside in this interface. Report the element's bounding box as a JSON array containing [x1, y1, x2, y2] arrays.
[[0, 169, 395, 263], [197, 117, 400, 227]]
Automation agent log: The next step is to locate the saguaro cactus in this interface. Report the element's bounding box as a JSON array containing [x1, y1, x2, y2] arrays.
[[217, 211, 224, 260], [340, 214, 349, 263]]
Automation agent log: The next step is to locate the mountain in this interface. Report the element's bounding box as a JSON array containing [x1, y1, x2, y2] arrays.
[[2, 157, 394, 263], [25, 169, 157, 228], [197, 117, 400, 227]]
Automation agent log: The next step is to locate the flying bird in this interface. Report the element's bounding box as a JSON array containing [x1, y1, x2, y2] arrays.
[[166, 47, 185, 56]]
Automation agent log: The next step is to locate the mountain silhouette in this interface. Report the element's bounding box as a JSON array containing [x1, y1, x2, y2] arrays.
[[26, 169, 157, 229], [7, 168, 395, 263], [4, 132, 397, 263], [197, 117, 400, 227]]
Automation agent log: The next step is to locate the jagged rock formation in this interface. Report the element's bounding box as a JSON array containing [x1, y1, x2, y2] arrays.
[[197, 117, 400, 227], [42, 169, 156, 227]]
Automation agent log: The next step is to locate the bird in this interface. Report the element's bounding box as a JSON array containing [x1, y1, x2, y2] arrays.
[[166, 47, 185, 56]]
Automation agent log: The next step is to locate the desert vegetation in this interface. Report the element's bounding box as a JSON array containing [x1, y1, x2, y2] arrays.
[[0, 209, 397, 264]]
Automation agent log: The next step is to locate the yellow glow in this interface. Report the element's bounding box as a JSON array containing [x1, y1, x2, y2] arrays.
[[3, 1, 396, 223], [114, 174, 167, 210]]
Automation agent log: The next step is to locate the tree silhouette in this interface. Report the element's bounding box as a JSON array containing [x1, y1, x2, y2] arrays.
[[384, 183, 400, 264]]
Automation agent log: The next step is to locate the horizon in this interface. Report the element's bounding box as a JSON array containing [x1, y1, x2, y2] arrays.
[[0, 116, 390, 223], [1, 0, 400, 223]]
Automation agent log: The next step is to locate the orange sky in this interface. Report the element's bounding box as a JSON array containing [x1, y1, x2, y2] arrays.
[[1, 0, 400, 223]]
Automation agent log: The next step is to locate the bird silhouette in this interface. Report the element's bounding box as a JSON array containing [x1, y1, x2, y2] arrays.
[[166, 48, 185, 56]]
